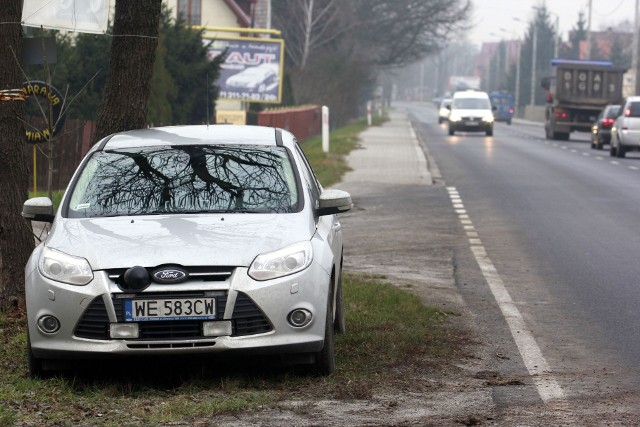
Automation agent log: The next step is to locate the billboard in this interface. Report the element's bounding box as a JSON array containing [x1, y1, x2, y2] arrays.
[[22, 0, 110, 34], [207, 37, 284, 104]]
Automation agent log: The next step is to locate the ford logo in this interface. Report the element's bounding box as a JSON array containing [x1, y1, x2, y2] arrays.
[[152, 267, 188, 284]]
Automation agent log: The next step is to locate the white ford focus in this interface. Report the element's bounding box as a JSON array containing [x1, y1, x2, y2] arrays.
[[22, 125, 352, 377]]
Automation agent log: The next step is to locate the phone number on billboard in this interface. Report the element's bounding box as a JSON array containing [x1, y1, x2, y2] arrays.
[[220, 91, 278, 102]]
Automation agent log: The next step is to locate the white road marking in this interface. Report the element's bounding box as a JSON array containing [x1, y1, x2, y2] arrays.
[[582, 153, 590, 156], [447, 187, 566, 404], [629, 166, 639, 171], [611, 161, 620, 165]]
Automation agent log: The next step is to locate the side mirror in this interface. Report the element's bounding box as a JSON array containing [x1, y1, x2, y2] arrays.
[[317, 189, 352, 216], [22, 197, 55, 223], [445, 105, 451, 110], [540, 77, 550, 90]]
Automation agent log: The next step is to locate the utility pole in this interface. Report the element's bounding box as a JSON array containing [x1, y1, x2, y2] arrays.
[[530, 24, 537, 106], [586, 0, 592, 59], [633, 0, 640, 95]]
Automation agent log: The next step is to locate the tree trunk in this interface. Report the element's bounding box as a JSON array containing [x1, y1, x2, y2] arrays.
[[92, 0, 162, 144], [0, 0, 35, 312]]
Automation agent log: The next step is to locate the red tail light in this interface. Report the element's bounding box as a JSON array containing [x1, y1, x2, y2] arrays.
[[625, 108, 632, 117], [555, 110, 568, 119], [509, 108, 514, 114], [602, 118, 615, 128]]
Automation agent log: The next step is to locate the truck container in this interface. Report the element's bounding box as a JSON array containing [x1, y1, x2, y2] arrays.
[[541, 59, 626, 141]]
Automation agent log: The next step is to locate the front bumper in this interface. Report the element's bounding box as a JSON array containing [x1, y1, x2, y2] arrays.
[[26, 263, 330, 359]]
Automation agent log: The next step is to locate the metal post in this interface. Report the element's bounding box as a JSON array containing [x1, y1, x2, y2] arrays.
[[515, 42, 521, 115], [633, 0, 640, 95], [322, 106, 329, 153], [530, 24, 537, 106], [586, 0, 592, 59]]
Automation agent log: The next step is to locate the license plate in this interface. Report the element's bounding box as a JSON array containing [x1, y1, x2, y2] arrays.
[[124, 298, 216, 321], [465, 120, 479, 126]]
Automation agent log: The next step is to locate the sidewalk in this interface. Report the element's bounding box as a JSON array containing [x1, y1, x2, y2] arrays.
[[339, 109, 432, 186]]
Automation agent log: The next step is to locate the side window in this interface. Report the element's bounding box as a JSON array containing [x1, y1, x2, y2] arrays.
[[295, 145, 321, 207]]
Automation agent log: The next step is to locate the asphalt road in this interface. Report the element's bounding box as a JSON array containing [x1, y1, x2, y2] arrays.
[[403, 100, 640, 406]]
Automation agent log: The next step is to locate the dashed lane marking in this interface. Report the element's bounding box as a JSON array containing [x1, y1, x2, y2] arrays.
[[446, 186, 566, 404]]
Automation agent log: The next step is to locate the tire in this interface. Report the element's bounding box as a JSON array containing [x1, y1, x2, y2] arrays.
[[313, 287, 336, 376], [617, 144, 626, 158], [591, 134, 597, 149], [448, 127, 455, 136], [507, 119, 512, 125], [486, 127, 493, 136], [334, 269, 346, 334]]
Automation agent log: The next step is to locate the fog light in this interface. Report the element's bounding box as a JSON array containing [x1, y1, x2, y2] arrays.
[[37, 315, 60, 333], [110, 323, 139, 339], [288, 309, 312, 327], [203, 321, 232, 337]]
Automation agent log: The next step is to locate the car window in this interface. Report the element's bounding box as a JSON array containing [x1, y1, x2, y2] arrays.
[[452, 98, 491, 109], [605, 106, 620, 118], [625, 102, 640, 117], [66, 145, 300, 218], [294, 145, 321, 206]]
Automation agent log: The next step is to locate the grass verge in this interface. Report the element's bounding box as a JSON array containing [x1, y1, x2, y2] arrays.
[[0, 274, 461, 426]]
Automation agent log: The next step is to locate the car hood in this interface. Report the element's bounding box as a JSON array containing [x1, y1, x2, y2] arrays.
[[45, 213, 315, 270]]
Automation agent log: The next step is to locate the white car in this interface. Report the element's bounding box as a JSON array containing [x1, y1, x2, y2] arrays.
[[610, 96, 640, 158], [225, 64, 279, 92], [22, 125, 352, 377], [438, 98, 452, 124], [447, 90, 494, 136]]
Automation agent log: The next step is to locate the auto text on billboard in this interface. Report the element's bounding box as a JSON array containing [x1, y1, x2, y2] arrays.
[[208, 37, 284, 104]]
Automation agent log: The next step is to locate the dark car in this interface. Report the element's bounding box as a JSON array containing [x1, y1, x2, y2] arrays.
[[591, 104, 620, 150]]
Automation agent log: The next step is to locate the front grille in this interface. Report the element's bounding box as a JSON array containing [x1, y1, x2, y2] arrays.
[[105, 266, 235, 287], [75, 297, 110, 340], [74, 291, 273, 342]]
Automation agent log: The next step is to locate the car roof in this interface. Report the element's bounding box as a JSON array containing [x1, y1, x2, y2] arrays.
[[453, 90, 489, 99], [98, 125, 293, 150]]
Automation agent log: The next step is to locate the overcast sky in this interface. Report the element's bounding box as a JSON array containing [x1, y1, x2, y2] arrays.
[[470, 0, 637, 46]]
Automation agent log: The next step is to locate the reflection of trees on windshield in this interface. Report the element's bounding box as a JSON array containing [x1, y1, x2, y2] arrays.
[[67, 146, 299, 218]]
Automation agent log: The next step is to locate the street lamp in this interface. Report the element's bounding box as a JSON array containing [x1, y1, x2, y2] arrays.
[[514, 16, 536, 106]]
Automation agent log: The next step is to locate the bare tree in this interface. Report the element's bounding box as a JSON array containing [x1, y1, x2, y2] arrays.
[[274, 0, 471, 69], [273, 0, 342, 70], [0, 0, 35, 312], [92, 0, 162, 143]]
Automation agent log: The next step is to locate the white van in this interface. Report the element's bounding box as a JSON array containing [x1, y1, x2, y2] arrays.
[[447, 90, 494, 136]]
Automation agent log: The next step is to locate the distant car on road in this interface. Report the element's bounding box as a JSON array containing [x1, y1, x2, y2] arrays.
[[447, 90, 495, 136], [610, 96, 640, 157], [226, 64, 279, 92], [489, 91, 515, 125], [591, 104, 620, 150], [438, 98, 452, 124], [21, 124, 352, 377]]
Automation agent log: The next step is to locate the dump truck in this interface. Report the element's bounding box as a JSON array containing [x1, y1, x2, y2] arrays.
[[541, 59, 626, 141]]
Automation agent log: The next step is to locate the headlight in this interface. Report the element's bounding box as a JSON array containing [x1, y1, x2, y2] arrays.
[[483, 115, 494, 123], [449, 114, 462, 122], [38, 247, 93, 285], [248, 241, 313, 281]]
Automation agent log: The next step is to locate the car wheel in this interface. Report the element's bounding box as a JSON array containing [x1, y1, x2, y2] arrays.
[[448, 127, 455, 136], [591, 134, 597, 149], [486, 127, 493, 136], [334, 269, 346, 334], [314, 287, 336, 376], [507, 119, 512, 125], [617, 144, 626, 158]]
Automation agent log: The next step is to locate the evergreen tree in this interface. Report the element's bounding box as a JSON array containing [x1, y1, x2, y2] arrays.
[[569, 12, 587, 60], [518, 6, 556, 107]]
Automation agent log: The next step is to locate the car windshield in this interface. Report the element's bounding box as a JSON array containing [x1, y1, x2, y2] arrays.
[[452, 98, 491, 109], [605, 106, 620, 118], [66, 145, 300, 218]]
